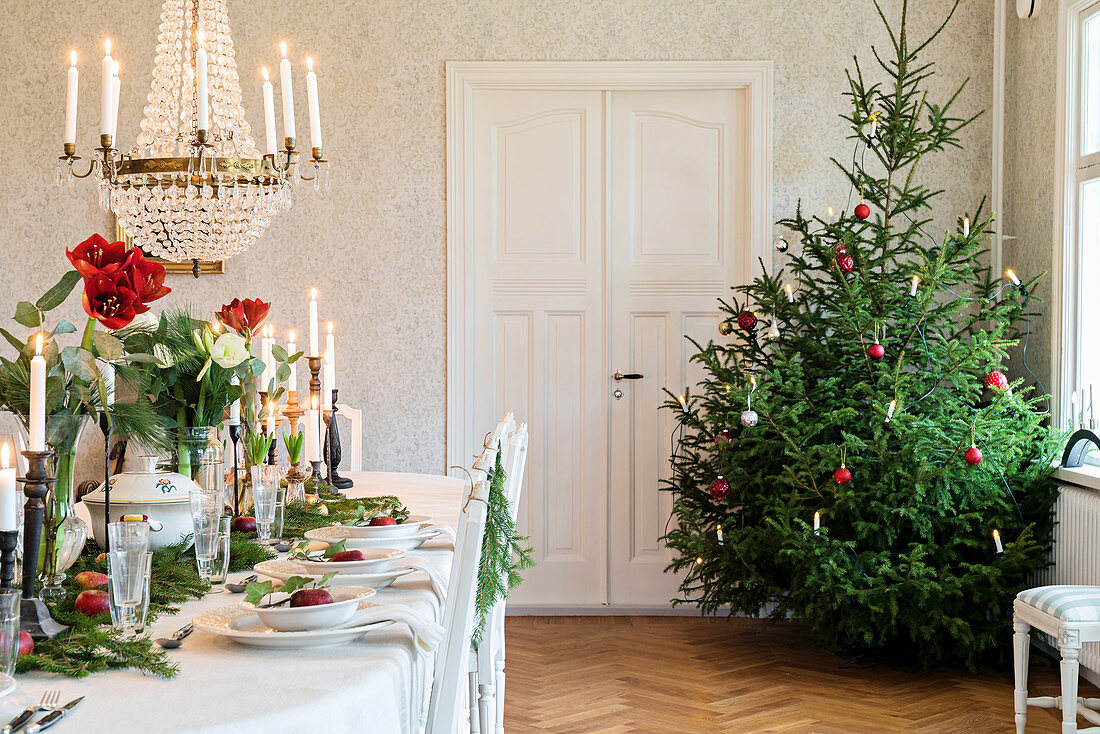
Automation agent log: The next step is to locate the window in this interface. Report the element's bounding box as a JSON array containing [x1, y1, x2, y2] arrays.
[[1064, 1, 1100, 429]]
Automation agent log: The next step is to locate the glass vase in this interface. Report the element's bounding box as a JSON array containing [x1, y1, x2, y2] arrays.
[[39, 414, 91, 601], [176, 427, 225, 505]]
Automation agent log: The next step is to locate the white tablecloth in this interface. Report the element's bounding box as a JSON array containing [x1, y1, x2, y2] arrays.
[[0, 471, 464, 734]]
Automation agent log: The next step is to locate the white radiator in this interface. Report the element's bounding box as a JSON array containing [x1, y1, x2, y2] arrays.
[[1035, 484, 1100, 676]]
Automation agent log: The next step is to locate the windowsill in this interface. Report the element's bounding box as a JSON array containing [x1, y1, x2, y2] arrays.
[[1054, 464, 1100, 492]]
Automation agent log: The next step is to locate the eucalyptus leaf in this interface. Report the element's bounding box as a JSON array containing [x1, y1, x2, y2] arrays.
[[51, 320, 77, 336], [125, 353, 161, 364], [271, 344, 289, 363], [0, 328, 24, 353], [247, 358, 266, 377], [60, 346, 97, 382], [91, 331, 125, 361], [275, 363, 290, 384], [35, 271, 82, 311], [13, 302, 40, 329]]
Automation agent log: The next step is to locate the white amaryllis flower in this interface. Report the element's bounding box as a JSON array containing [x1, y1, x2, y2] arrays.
[[210, 332, 250, 369]]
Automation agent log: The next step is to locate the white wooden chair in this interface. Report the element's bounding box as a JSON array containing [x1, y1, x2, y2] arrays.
[[1013, 585, 1100, 733]]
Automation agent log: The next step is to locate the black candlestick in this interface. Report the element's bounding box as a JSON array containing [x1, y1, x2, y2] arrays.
[[324, 389, 353, 491], [19, 450, 67, 640], [98, 411, 111, 551], [228, 423, 241, 517], [0, 530, 17, 590]]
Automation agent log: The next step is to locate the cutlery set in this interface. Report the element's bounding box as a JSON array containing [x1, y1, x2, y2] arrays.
[[2, 692, 82, 734]]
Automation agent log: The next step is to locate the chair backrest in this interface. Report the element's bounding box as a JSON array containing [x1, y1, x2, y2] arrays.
[[425, 474, 492, 734], [334, 403, 362, 472], [503, 423, 528, 523]]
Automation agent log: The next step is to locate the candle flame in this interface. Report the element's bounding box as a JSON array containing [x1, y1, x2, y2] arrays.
[[814, 511, 820, 524], [112, 60, 120, 77], [262, 66, 270, 81], [695, 557, 703, 565], [310, 288, 317, 301], [311, 395, 318, 410], [784, 283, 792, 293], [197, 29, 205, 45], [327, 321, 333, 334], [35, 333, 43, 356], [70, 51, 77, 67], [827, 206, 834, 219], [280, 41, 288, 59], [104, 39, 112, 57], [993, 529, 1000, 542], [1, 444, 8, 471], [750, 375, 756, 387], [288, 329, 295, 342], [307, 56, 314, 72], [1006, 268, 1021, 286]]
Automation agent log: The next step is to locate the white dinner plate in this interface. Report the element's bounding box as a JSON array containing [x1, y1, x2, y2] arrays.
[[305, 525, 443, 552], [239, 586, 375, 632], [291, 547, 404, 574], [254, 559, 416, 590], [193, 601, 395, 648], [336, 515, 432, 539]]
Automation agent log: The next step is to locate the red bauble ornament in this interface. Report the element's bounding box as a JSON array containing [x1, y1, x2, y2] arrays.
[[984, 370, 1009, 391], [854, 203, 871, 220], [737, 311, 757, 331], [836, 251, 855, 273], [868, 343, 885, 360], [964, 446, 983, 466], [709, 476, 731, 500], [714, 430, 732, 447], [833, 466, 852, 485]]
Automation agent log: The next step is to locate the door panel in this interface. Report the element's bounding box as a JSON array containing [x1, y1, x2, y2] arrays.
[[472, 90, 608, 605], [607, 89, 747, 606]]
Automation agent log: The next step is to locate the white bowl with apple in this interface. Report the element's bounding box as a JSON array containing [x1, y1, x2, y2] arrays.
[[239, 582, 375, 632]]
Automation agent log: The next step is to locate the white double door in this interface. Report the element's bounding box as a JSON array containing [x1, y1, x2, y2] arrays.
[[467, 84, 750, 607]]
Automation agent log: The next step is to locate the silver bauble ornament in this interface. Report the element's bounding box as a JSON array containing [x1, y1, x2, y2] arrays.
[[774, 237, 789, 253], [740, 409, 759, 428]]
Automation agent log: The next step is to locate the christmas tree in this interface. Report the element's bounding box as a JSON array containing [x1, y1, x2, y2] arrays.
[[663, 0, 1060, 668]]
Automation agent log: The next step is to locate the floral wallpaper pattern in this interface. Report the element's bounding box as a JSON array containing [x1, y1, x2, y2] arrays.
[[0, 0, 992, 472]]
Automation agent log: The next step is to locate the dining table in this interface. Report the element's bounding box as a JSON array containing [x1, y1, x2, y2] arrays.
[[0, 470, 465, 734]]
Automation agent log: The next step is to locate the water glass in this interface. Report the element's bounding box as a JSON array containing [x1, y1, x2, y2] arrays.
[[108, 551, 152, 638], [190, 488, 223, 581], [108, 521, 150, 555], [207, 516, 232, 593], [0, 590, 19, 697], [251, 465, 280, 544], [271, 485, 288, 543]]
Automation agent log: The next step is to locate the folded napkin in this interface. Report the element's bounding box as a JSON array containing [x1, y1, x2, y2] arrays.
[[356, 603, 444, 653], [403, 557, 447, 606], [427, 524, 456, 545]]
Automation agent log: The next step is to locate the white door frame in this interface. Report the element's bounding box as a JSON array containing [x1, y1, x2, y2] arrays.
[[446, 60, 773, 475]]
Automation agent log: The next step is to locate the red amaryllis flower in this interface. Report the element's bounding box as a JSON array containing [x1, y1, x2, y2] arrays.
[[127, 249, 171, 312], [217, 298, 270, 338], [66, 234, 134, 281], [81, 272, 140, 330]]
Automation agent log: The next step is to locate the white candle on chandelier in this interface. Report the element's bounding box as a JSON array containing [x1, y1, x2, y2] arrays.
[[0, 444, 15, 532], [992, 529, 1003, 554], [196, 30, 209, 131], [287, 330, 298, 395], [100, 40, 114, 136], [305, 56, 322, 151], [279, 42, 296, 141], [109, 61, 121, 139], [261, 67, 276, 156], [64, 51, 79, 146], [29, 334, 46, 452], [308, 288, 319, 356]]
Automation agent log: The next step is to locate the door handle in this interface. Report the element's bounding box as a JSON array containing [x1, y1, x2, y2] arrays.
[[613, 371, 644, 381]]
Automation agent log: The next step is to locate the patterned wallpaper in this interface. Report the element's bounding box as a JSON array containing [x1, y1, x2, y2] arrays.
[[0, 0, 993, 473]]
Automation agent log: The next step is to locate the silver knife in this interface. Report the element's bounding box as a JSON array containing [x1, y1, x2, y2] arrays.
[[24, 698, 82, 734]]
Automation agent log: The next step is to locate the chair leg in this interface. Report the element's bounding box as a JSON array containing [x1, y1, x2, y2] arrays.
[[478, 676, 496, 734], [1013, 617, 1030, 734], [495, 659, 506, 734], [469, 670, 481, 734], [1061, 630, 1082, 734]]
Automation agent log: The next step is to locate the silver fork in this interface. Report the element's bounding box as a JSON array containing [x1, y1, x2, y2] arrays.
[[3, 690, 61, 734]]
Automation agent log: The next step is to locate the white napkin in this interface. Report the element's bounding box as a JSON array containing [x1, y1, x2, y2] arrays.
[[403, 557, 447, 606], [356, 603, 444, 653], [426, 524, 456, 545]]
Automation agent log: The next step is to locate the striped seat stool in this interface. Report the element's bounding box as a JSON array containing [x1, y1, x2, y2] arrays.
[[1014, 586, 1100, 733]]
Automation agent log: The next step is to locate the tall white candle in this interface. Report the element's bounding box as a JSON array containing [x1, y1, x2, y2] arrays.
[[266, 400, 275, 435], [261, 66, 276, 156], [101, 361, 115, 407], [279, 42, 295, 140], [64, 51, 79, 146], [29, 334, 46, 452], [196, 31, 209, 131], [326, 322, 335, 375], [305, 56, 322, 150], [308, 288, 319, 356], [0, 445, 15, 532], [228, 375, 241, 426], [100, 40, 114, 136], [305, 398, 320, 461], [108, 62, 121, 139], [321, 349, 332, 410], [287, 331, 297, 395]]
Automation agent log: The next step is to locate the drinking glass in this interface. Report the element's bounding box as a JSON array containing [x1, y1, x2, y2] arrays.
[[190, 488, 223, 582], [108, 551, 151, 638], [271, 484, 288, 544], [251, 465, 280, 544], [0, 589, 19, 697], [207, 516, 232, 593], [108, 521, 150, 555]]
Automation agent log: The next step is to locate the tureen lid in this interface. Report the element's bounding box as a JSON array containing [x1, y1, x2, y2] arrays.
[[83, 456, 200, 505]]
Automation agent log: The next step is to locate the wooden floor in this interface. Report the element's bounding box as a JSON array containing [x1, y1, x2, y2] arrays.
[[503, 616, 1097, 733]]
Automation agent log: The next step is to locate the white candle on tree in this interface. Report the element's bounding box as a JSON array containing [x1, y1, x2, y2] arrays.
[[287, 331, 297, 395], [308, 288, 319, 356], [0, 445, 15, 532], [261, 66, 276, 156], [279, 42, 295, 141], [196, 31, 209, 131], [100, 40, 114, 136], [305, 56, 322, 151], [64, 51, 79, 146], [29, 334, 46, 451]]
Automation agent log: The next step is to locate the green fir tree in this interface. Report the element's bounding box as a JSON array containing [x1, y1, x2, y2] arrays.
[[662, 0, 1060, 668]]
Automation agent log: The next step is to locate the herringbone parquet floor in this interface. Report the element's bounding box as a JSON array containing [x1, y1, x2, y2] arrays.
[[503, 616, 1095, 733]]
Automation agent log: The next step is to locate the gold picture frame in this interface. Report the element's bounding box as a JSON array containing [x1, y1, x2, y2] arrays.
[[113, 219, 226, 276]]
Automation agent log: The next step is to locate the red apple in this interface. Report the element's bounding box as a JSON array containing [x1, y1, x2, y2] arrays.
[[75, 571, 109, 590], [17, 630, 32, 656], [231, 516, 257, 533], [330, 550, 366, 562], [289, 588, 334, 607], [368, 517, 397, 526], [74, 589, 111, 618]]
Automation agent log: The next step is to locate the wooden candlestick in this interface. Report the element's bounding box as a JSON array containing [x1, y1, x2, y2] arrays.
[[307, 357, 322, 411], [0, 530, 18, 590], [19, 450, 67, 640]]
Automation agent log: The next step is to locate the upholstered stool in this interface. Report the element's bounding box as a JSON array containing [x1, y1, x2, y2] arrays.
[[1014, 586, 1100, 733]]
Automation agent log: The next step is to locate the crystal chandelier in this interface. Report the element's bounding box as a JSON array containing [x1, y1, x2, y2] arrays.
[[57, 0, 330, 276]]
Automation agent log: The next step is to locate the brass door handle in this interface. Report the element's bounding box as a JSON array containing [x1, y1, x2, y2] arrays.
[[613, 371, 644, 381]]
